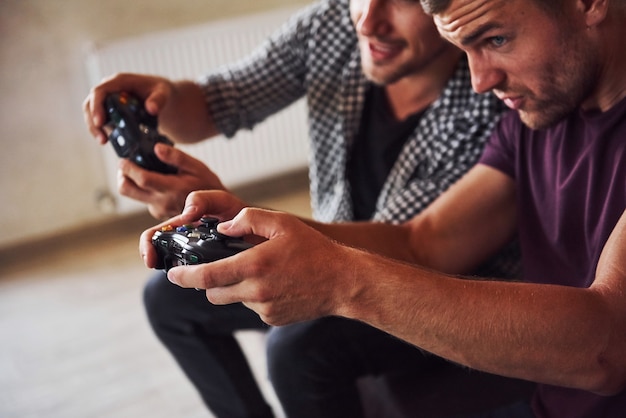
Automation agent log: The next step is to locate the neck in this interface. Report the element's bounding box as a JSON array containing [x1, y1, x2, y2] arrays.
[[582, 9, 626, 112], [385, 46, 463, 121], [591, 51, 626, 112]]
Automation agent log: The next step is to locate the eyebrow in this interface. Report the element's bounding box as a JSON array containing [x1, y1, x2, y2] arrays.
[[460, 21, 504, 46]]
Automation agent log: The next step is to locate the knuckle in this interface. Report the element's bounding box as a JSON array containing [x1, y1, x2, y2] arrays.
[[238, 206, 254, 218], [118, 184, 133, 199], [247, 258, 272, 280], [131, 170, 152, 188], [186, 190, 203, 203], [250, 281, 272, 304]]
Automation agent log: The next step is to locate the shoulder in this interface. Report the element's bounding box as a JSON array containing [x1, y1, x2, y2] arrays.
[[271, 0, 356, 58], [284, 0, 352, 35]]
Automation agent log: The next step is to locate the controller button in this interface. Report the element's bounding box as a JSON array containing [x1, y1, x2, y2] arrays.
[[161, 225, 174, 232], [116, 135, 127, 148], [109, 111, 122, 125], [187, 253, 200, 263], [188, 232, 202, 239], [176, 226, 189, 233]]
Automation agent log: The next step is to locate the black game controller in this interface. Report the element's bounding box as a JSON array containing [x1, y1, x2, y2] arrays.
[[152, 217, 253, 271], [104, 91, 177, 174]]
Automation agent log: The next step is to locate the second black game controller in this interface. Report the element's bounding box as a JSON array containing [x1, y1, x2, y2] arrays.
[[104, 91, 177, 174], [152, 217, 253, 271]]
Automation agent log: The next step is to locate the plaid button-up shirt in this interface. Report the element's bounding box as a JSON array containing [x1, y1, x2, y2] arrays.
[[201, 0, 519, 277]]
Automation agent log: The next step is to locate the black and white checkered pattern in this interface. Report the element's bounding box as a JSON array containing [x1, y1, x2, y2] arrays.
[[200, 0, 520, 278]]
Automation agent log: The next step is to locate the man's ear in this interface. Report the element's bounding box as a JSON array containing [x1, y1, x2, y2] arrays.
[[578, 0, 609, 27]]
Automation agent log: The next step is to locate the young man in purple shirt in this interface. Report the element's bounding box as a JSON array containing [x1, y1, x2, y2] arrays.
[[140, 0, 626, 416]]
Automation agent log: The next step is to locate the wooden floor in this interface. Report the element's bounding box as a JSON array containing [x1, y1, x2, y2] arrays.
[[0, 182, 310, 418]]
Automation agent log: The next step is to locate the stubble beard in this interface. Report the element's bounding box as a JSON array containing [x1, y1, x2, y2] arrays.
[[518, 34, 598, 130], [361, 42, 449, 87]]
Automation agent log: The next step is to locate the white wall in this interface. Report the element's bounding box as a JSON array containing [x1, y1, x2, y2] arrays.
[[0, 0, 309, 249]]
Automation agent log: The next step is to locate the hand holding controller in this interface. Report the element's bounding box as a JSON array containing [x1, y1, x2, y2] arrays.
[[152, 217, 253, 271], [104, 91, 178, 174]]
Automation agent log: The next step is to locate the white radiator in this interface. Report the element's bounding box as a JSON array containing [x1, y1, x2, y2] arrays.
[[85, 6, 309, 214]]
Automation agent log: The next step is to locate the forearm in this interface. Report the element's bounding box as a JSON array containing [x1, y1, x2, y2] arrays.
[[158, 80, 219, 143], [302, 211, 511, 276], [337, 251, 625, 394], [305, 166, 519, 274], [304, 219, 419, 264]]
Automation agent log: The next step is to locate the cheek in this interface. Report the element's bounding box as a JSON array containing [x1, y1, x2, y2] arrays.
[[517, 51, 565, 94], [350, 14, 360, 32], [349, 0, 364, 28], [490, 44, 548, 90], [422, 35, 449, 55], [407, 20, 448, 52]]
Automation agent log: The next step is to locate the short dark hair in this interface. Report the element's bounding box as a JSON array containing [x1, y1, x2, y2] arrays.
[[419, 0, 452, 15], [420, 0, 565, 16]]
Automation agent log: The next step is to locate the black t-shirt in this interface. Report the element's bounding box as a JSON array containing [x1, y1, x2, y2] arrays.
[[348, 86, 424, 220]]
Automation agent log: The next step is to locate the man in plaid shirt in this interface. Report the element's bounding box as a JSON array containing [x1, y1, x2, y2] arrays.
[[85, 0, 519, 416]]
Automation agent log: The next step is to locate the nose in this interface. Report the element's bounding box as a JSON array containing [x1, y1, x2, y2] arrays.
[[467, 53, 505, 94], [355, 0, 388, 36]]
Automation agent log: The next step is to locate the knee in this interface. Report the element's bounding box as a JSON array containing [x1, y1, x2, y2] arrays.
[[143, 272, 178, 331], [266, 325, 303, 372], [266, 320, 332, 384], [266, 324, 307, 389]]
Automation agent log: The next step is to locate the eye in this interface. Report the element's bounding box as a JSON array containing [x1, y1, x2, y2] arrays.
[[488, 36, 507, 48]]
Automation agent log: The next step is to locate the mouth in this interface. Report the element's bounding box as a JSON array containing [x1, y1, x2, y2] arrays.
[[366, 39, 404, 62], [497, 94, 524, 111]]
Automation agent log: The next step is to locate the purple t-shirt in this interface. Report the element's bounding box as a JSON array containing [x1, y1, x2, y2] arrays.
[[480, 97, 626, 418]]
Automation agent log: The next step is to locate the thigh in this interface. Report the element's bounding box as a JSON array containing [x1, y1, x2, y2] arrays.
[[267, 316, 442, 377], [143, 270, 268, 334]]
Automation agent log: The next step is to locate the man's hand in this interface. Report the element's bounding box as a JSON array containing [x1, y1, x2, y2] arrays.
[[83, 73, 175, 145], [139, 189, 253, 268], [140, 193, 361, 325], [118, 143, 228, 219]]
